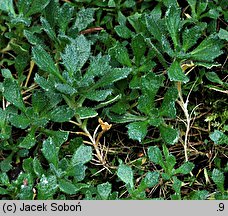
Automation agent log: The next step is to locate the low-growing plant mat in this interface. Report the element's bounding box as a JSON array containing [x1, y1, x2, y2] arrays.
[[0, 0, 227, 200]]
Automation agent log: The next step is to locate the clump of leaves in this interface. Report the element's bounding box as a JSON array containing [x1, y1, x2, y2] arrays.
[[0, 0, 227, 200]]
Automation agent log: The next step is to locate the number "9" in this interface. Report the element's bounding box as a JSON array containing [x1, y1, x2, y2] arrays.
[[218, 203, 224, 211]]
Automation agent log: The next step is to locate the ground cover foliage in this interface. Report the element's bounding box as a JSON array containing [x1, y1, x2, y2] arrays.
[[0, 0, 227, 200]]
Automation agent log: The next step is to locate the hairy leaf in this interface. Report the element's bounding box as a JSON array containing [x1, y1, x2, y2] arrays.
[[140, 171, 160, 188], [19, 132, 36, 149], [3, 78, 26, 112], [131, 34, 146, 66], [32, 46, 64, 82], [26, 0, 51, 16], [58, 179, 77, 195], [160, 86, 178, 118], [175, 162, 194, 175], [167, 60, 189, 83], [148, 146, 164, 168], [96, 68, 131, 88], [41, 138, 59, 168], [108, 42, 132, 67], [115, 25, 133, 39], [127, 121, 148, 142], [165, 5, 181, 48], [37, 175, 58, 199], [9, 114, 30, 129], [159, 125, 179, 145], [97, 182, 112, 200], [50, 105, 75, 123], [74, 8, 95, 32], [117, 164, 134, 188], [61, 35, 90, 76], [212, 169, 225, 193], [33, 157, 45, 178], [190, 35, 223, 62], [40, 17, 56, 42], [75, 107, 98, 119], [83, 89, 112, 102], [71, 145, 93, 166]]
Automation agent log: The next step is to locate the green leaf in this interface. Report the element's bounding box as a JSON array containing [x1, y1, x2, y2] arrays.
[[18, 185, 33, 200], [167, 60, 189, 83], [19, 132, 36, 149], [127, 121, 148, 142], [83, 90, 112, 102], [71, 145, 93, 166], [74, 8, 95, 32], [34, 74, 55, 92], [40, 17, 57, 42], [0, 0, 15, 15], [108, 112, 147, 123], [54, 83, 77, 95], [212, 169, 225, 193], [57, 3, 74, 33], [190, 35, 223, 62], [145, 14, 163, 42], [75, 107, 98, 119], [140, 171, 160, 188], [117, 11, 126, 25], [117, 164, 134, 188], [165, 5, 181, 48], [58, 179, 77, 195], [186, 0, 196, 16], [163, 0, 178, 7], [115, 25, 133, 39], [166, 155, 176, 175], [37, 175, 58, 199], [108, 42, 132, 67], [26, 0, 51, 16], [188, 190, 209, 200], [209, 130, 228, 145], [218, 28, 228, 41], [96, 68, 131, 88], [0, 173, 9, 185], [128, 12, 143, 33], [0, 154, 13, 172], [50, 105, 75, 123], [3, 78, 26, 112], [0, 187, 8, 195], [32, 90, 49, 113], [172, 176, 182, 194], [131, 34, 146, 67], [41, 138, 59, 168], [174, 162, 194, 175], [61, 35, 90, 76], [46, 130, 69, 147], [138, 73, 164, 114], [161, 35, 174, 57], [205, 72, 223, 85], [108, 0, 116, 7], [196, 0, 208, 16], [9, 113, 30, 129], [32, 46, 65, 82], [160, 86, 178, 118], [80, 54, 111, 87], [68, 164, 86, 182], [182, 23, 207, 52], [33, 157, 45, 178], [24, 30, 45, 46], [0, 108, 6, 127], [148, 146, 165, 168], [1, 69, 13, 79], [97, 182, 112, 200], [159, 125, 179, 145]]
